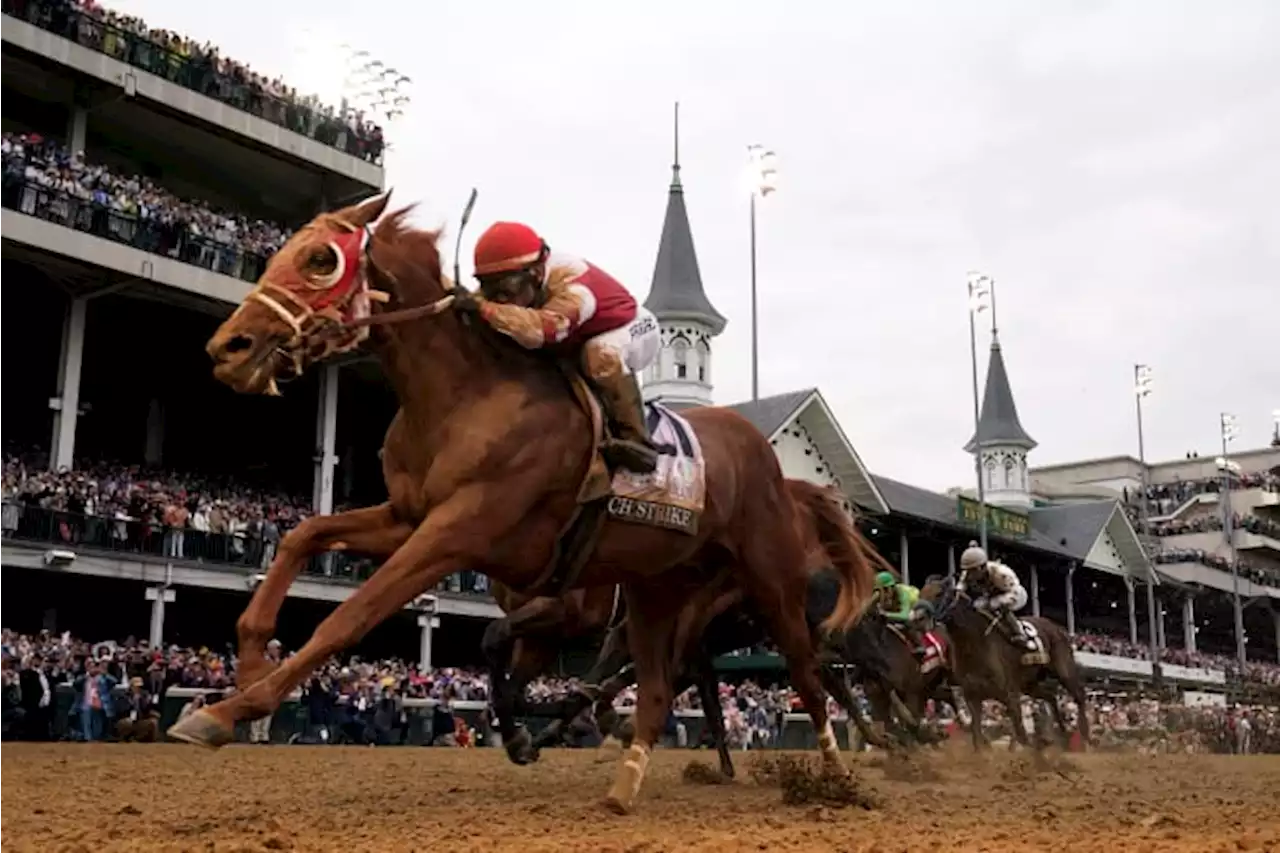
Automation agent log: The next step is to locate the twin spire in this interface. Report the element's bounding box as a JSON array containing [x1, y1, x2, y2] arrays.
[[643, 102, 726, 335]]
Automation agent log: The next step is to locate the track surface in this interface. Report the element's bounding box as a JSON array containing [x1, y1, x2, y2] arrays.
[[3, 743, 1278, 852]]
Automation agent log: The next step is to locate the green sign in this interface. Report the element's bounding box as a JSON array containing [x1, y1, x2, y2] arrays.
[[957, 495, 1030, 539]]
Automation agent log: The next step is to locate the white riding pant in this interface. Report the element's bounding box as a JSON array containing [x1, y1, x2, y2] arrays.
[[582, 307, 660, 379], [983, 586, 1028, 613]]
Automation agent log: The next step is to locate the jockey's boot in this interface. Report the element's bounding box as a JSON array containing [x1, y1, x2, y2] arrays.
[[1002, 610, 1035, 651], [596, 373, 660, 474]]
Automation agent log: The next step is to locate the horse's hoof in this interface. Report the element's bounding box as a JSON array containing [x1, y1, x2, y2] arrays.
[[504, 728, 539, 766], [166, 710, 235, 749], [602, 794, 633, 815]]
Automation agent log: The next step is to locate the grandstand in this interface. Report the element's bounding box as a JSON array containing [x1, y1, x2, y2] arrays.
[[2, 0, 1275, 712], [1, 0, 495, 665]]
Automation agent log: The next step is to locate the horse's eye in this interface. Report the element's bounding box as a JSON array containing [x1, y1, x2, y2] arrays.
[[307, 248, 338, 275]]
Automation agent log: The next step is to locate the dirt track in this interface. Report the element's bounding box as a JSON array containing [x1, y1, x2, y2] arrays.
[[2, 743, 1278, 853]]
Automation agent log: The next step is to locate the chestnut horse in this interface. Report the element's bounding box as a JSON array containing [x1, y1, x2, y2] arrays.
[[512, 473, 901, 768], [168, 193, 874, 813]]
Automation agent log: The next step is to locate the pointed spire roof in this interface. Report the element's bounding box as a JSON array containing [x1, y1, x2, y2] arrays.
[[965, 332, 1037, 452], [644, 103, 727, 335]]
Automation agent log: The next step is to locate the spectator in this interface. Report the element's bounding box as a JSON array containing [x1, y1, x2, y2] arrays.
[[74, 658, 117, 741], [1, 657, 26, 739], [1, 132, 289, 284], [8, 0, 385, 163], [247, 639, 282, 744], [115, 677, 159, 742], [17, 653, 53, 741]]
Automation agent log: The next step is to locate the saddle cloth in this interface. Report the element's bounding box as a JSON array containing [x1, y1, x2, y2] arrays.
[[887, 624, 947, 673], [920, 631, 946, 674], [1019, 620, 1049, 666], [605, 402, 706, 535]]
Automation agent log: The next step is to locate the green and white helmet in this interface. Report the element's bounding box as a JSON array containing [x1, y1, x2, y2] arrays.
[[874, 571, 897, 589], [960, 541, 988, 571]]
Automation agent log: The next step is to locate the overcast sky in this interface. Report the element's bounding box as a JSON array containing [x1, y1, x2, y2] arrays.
[[116, 0, 1279, 490]]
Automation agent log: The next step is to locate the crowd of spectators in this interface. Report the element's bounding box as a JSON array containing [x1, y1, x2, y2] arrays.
[[4, 628, 1277, 753], [3, 0, 384, 163], [1126, 470, 1279, 519], [1071, 631, 1280, 686], [3, 451, 312, 568], [2, 132, 290, 284], [1151, 547, 1280, 589], [2, 452, 494, 594]]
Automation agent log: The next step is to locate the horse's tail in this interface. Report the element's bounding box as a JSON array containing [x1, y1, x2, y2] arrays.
[[786, 479, 891, 635]]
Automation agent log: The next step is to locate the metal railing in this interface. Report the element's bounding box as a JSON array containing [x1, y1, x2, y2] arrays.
[[1, 175, 271, 283], [1, 502, 491, 596], [2, 1, 384, 164]]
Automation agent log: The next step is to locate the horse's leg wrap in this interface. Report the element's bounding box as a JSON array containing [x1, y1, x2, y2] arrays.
[[817, 719, 845, 770], [603, 742, 651, 814]]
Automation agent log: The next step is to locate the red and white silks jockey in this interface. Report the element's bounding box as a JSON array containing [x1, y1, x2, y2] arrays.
[[958, 542, 1036, 651], [455, 221, 662, 474]]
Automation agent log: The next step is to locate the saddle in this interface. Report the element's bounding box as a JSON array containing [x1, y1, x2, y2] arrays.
[[524, 368, 707, 597]]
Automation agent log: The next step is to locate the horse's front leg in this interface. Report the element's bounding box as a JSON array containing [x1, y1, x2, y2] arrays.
[[237, 503, 413, 690], [964, 691, 988, 751], [169, 490, 500, 748], [529, 621, 632, 755]]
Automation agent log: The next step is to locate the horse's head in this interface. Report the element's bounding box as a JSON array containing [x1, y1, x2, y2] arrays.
[[205, 192, 452, 395], [921, 574, 963, 623]]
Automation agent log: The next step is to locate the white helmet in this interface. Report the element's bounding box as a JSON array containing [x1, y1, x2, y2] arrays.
[[960, 541, 988, 571]]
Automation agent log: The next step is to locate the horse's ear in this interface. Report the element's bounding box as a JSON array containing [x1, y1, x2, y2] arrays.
[[342, 191, 393, 227]]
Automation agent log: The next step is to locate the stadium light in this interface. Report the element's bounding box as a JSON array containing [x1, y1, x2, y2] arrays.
[[1218, 411, 1246, 670], [288, 29, 413, 132], [965, 271, 995, 553], [746, 144, 777, 403], [1130, 362, 1162, 664]]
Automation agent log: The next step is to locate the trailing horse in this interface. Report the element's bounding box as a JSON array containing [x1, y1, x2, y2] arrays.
[[925, 574, 1089, 750], [170, 194, 875, 813]]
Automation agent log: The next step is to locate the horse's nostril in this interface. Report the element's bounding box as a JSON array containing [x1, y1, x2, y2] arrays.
[[224, 335, 254, 354]]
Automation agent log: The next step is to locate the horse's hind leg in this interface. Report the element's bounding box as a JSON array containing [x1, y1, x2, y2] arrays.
[[739, 549, 843, 772], [604, 583, 677, 814]]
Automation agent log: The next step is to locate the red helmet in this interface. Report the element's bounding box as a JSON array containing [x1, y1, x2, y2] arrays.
[[473, 221, 546, 276]]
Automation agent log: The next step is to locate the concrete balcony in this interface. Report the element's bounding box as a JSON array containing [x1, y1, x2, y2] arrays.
[[1236, 530, 1280, 557], [3, 14, 382, 194]]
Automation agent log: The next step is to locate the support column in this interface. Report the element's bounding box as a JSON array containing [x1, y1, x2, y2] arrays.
[[1065, 564, 1076, 635], [417, 613, 439, 673], [49, 298, 88, 472], [947, 546, 957, 578], [1126, 577, 1138, 645], [145, 586, 175, 648], [1029, 564, 1041, 617], [66, 106, 87, 154], [1145, 580, 1160, 652], [1183, 596, 1197, 654], [312, 364, 340, 516], [1273, 610, 1279, 664], [1156, 600, 1167, 649], [144, 398, 165, 466], [899, 532, 910, 585]]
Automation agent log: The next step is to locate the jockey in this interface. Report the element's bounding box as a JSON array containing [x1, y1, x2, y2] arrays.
[[874, 571, 925, 655], [455, 221, 662, 474], [958, 542, 1035, 651]]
